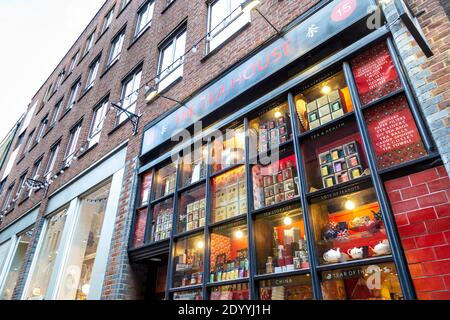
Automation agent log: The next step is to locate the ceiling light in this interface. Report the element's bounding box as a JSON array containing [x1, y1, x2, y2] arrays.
[[345, 199, 356, 210], [284, 216, 293, 226]]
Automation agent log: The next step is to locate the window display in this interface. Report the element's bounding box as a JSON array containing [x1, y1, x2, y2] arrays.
[[302, 118, 369, 192], [210, 221, 248, 283], [252, 153, 299, 210], [151, 198, 173, 242], [294, 71, 353, 133], [179, 145, 207, 188], [25, 208, 68, 300], [173, 289, 203, 300], [211, 166, 247, 223], [140, 171, 153, 206], [248, 101, 292, 154], [258, 275, 313, 300], [154, 163, 177, 200], [56, 181, 112, 300], [211, 125, 245, 173], [0, 228, 34, 300], [254, 205, 307, 275], [173, 234, 204, 288], [310, 185, 389, 265], [210, 283, 250, 300], [321, 263, 403, 300], [177, 185, 206, 234]]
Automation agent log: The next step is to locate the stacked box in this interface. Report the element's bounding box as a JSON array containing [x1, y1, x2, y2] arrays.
[[307, 90, 347, 130], [183, 198, 206, 232], [258, 113, 291, 153], [153, 208, 173, 242], [261, 160, 297, 207]]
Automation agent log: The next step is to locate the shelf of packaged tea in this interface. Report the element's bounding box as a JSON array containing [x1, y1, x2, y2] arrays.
[[254, 268, 311, 281], [316, 255, 394, 272], [169, 284, 203, 293], [251, 196, 302, 216], [298, 111, 355, 141], [360, 88, 405, 110], [206, 277, 249, 287], [306, 175, 372, 200], [207, 213, 248, 230], [248, 139, 294, 164]]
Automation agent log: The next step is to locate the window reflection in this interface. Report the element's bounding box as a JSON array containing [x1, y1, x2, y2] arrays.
[[259, 275, 313, 300], [173, 234, 204, 288], [154, 163, 177, 200], [177, 185, 206, 234], [211, 125, 245, 173]]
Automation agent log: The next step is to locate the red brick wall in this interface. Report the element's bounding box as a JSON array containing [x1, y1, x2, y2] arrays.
[[385, 165, 450, 300]]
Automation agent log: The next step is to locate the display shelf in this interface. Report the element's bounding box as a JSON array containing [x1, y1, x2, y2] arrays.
[[251, 196, 301, 216], [177, 178, 207, 194], [316, 255, 393, 272], [253, 268, 311, 281], [317, 229, 387, 244], [169, 284, 203, 293], [360, 88, 405, 110], [128, 239, 170, 261], [151, 193, 175, 205], [174, 227, 206, 240], [248, 139, 294, 164], [206, 277, 249, 288], [306, 175, 372, 200], [207, 213, 248, 230], [210, 162, 244, 179], [378, 152, 440, 177], [298, 112, 355, 141]]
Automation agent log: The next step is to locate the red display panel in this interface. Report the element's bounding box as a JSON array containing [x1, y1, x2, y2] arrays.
[[365, 95, 427, 169], [351, 42, 402, 105]]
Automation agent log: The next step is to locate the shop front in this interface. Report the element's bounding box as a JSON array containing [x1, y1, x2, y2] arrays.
[[129, 0, 447, 300]]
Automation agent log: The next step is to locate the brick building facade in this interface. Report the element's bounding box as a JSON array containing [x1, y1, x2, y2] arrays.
[[0, 0, 448, 300]]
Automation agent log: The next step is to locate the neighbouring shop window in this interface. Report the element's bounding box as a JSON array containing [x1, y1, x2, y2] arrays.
[[248, 100, 292, 155], [320, 263, 403, 300], [211, 125, 245, 173], [56, 181, 112, 300], [173, 289, 203, 300], [151, 198, 173, 242], [302, 118, 369, 192], [207, 0, 250, 52], [364, 95, 427, 169], [25, 208, 68, 300], [310, 185, 390, 265], [258, 275, 313, 300], [210, 283, 250, 300], [157, 28, 186, 92], [254, 205, 307, 275], [252, 152, 299, 210], [177, 185, 206, 234], [209, 221, 248, 283], [0, 228, 34, 300], [173, 233, 204, 288], [294, 71, 353, 133], [179, 145, 207, 188], [211, 165, 247, 224], [154, 163, 177, 200]]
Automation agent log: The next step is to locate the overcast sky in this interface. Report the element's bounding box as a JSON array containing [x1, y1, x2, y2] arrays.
[[0, 0, 105, 141]]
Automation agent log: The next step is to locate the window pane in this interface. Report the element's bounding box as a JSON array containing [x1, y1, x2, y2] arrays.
[[25, 209, 67, 300], [209, 220, 248, 283], [151, 198, 173, 242], [56, 181, 112, 300], [210, 283, 249, 300], [310, 185, 390, 265], [0, 240, 12, 276], [211, 166, 246, 224], [294, 71, 352, 134], [179, 145, 207, 188], [320, 263, 403, 300], [173, 289, 203, 300], [302, 118, 369, 192], [258, 275, 313, 300], [254, 204, 308, 275], [211, 126, 245, 173], [0, 229, 34, 300], [251, 152, 299, 210], [153, 163, 177, 199], [173, 233, 204, 288], [177, 185, 206, 234], [133, 208, 148, 248], [140, 170, 153, 206]]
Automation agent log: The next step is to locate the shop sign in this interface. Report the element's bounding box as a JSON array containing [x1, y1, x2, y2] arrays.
[[142, 0, 376, 156], [364, 95, 427, 169]]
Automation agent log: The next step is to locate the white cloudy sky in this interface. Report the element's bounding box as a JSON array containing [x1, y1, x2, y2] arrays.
[[0, 0, 105, 141]]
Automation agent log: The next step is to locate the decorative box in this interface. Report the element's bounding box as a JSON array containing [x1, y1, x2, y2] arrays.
[[323, 176, 336, 188], [336, 171, 350, 184]]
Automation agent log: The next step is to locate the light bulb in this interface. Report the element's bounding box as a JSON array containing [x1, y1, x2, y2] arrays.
[[321, 85, 331, 95], [196, 241, 205, 250], [345, 199, 356, 210], [284, 216, 293, 226], [235, 230, 244, 239], [274, 111, 282, 118], [81, 284, 90, 295]]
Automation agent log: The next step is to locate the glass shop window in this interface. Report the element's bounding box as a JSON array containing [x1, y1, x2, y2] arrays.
[[150, 198, 173, 243], [173, 233, 204, 288], [310, 185, 390, 265], [254, 205, 307, 275], [302, 118, 369, 192], [25, 208, 68, 300], [140, 170, 153, 206], [177, 185, 206, 234], [210, 283, 250, 300], [56, 181, 112, 300], [179, 145, 207, 188], [258, 275, 313, 300], [0, 228, 34, 300], [294, 71, 353, 134], [133, 208, 148, 248], [252, 152, 299, 211], [211, 165, 247, 224], [211, 125, 245, 173], [248, 100, 292, 156], [320, 263, 403, 300], [173, 290, 203, 300], [153, 163, 177, 200], [209, 221, 248, 284]]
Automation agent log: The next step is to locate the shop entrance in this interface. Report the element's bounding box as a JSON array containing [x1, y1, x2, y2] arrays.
[[144, 254, 168, 300]]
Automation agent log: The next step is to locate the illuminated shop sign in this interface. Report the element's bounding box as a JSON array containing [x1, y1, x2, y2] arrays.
[[141, 0, 376, 155]]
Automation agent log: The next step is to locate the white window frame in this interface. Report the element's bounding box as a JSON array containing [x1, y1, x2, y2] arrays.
[[88, 100, 108, 148], [54, 69, 65, 92], [64, 123, 82, 166], [44, 142, 60, 182], [102, 7, 115, 33], [85, 57, 101, 90], [28, 159, 42, 198], [49, 100, 63, 127], [83, 32, 95, 56], [117, 70, 142, 125], [1, 185, 14, 211], [121, 0, 131, 10], [156, 28, 186, 92], [69, 52, 79, 73], [35, 116, 48, 144], [66, 81, 81, 110], [107, 30, 125, 66], [134, 0, 155, 37]]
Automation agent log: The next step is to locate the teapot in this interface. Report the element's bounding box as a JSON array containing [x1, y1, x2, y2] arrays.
[[372, 240, 391, 255], [323, 248, 342, 263], [347, 247, 364, 259]]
